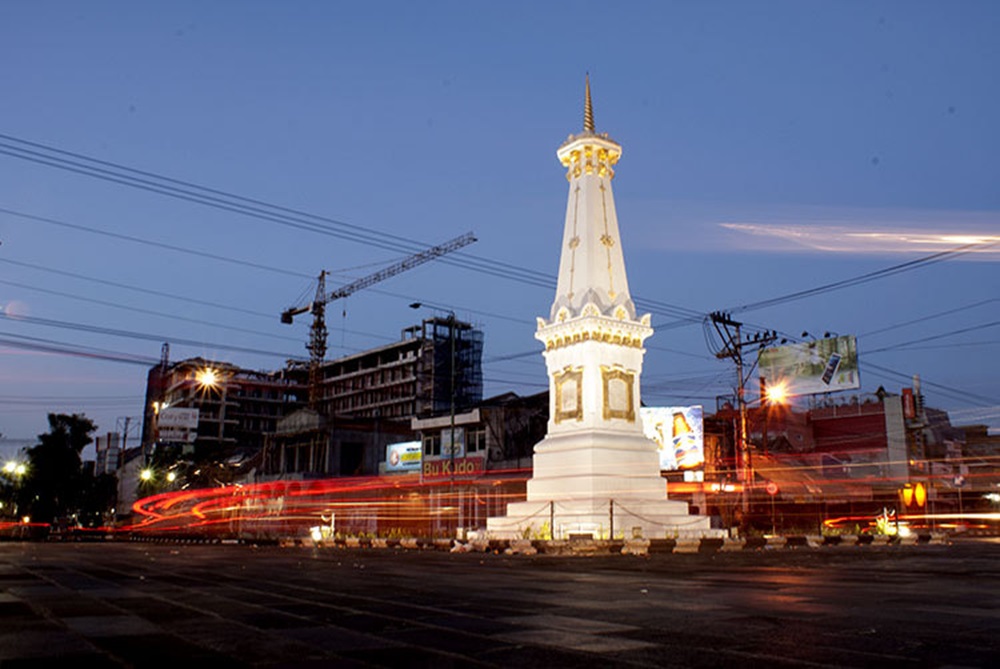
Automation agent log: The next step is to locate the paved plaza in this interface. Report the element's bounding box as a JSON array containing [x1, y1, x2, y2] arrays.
[[1, 537, 998, 667]]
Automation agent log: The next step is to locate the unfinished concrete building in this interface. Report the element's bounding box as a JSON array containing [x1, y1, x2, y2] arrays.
[[259, 317, 484, 478], [293, 316, 484, 421]]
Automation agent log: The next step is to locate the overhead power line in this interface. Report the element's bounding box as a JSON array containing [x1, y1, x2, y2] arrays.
[[0, 132, 704, 322], [2, 132, 994, 416], [1, 313, 299, 360], [865, 321, 1000, 355], [1, 257, 269, 319], [860, 298, 999, 339], [0, 206, 314, 279], [0, 134, 550, 288], [0, 277, 305, 344], [0, 332, 160, 367], [862, 361, 998, 407], [727, 241, 996, 314]]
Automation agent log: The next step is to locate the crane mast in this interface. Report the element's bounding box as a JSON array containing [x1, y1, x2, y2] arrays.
[[282, 232, 476, 409]]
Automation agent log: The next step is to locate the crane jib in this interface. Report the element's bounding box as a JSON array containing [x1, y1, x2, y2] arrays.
[[280, 232, 476, 324]]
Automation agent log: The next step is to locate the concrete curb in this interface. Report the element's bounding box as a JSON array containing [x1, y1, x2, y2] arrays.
[[215, 531, 956, 554]]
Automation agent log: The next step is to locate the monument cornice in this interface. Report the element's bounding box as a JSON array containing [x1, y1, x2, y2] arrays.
[[557, 134, 621, 181], [536, 312, 652, 353]]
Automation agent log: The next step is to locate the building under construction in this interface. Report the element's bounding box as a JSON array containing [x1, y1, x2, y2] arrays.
[[258, 317, 484, 479], [140, 356, 307, 476], [292, 316, 484, 421]]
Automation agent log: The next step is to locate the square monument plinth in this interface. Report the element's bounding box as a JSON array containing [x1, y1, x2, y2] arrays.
[[487, 430, 717, 540]]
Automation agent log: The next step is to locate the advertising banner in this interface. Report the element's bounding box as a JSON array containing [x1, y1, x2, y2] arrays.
[[157, 408, 199, 443], [385, 441, 422, 473], [641, 406, 704, 471], [440, 427, 465, 459], [158, 407, 199, 429], [158, 428, 197, 444], [759, 335, 860, 397]]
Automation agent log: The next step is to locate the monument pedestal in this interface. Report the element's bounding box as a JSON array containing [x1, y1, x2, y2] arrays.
[[487, 430, 719, 540]]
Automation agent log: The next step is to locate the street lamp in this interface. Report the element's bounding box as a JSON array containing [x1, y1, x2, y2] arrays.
[[196, 368, 220, 388], [2, 461, 27, 518], [759, 379, 788, 456], [3, 461, 26, 477], [197, 365, 228, 445], [764, 381, 788, 406]]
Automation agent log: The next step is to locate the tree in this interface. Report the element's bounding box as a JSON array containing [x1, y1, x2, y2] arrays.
[[20, 413, 96, 524]]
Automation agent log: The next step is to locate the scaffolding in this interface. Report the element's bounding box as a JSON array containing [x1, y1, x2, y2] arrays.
[[404, 316, 484, 417]]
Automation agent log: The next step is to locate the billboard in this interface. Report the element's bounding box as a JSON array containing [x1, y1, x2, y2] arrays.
[[441, 427, 465, 459], [385, 441, 422, 473], [157, 407, 199, 443], [759, 335, 860, 397], [641, 406, 704, 471], [158, 407, 199, 428]]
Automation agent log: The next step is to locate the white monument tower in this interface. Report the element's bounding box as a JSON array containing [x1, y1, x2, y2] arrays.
[[488, 78, 715, 540]]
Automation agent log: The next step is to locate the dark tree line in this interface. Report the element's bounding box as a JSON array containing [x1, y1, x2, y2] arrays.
[[5, 413, 117, 526]]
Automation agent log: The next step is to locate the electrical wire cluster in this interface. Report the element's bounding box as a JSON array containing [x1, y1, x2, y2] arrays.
[[1, 131, 997, 427]]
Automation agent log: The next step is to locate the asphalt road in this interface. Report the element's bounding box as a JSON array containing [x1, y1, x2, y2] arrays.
[[1, 538, 998, 668]]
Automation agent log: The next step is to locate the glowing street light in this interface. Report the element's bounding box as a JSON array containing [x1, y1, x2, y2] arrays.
[[140, 468, 154, 482], [3, 461, 26, 477], [759, 378, 789, 457], [196, 367, 220, 388], [195, 365, 229, 443], [764, 381, 788, 406]]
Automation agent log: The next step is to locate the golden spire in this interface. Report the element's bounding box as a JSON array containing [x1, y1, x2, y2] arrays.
[[583, 74, 595, 133]]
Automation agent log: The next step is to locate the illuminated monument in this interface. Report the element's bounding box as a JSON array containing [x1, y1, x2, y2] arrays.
[[488, 78, 714, 539]]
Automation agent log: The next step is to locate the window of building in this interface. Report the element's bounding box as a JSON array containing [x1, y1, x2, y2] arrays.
[[423, 434, 441, 457], [467, 427, 486, 454]]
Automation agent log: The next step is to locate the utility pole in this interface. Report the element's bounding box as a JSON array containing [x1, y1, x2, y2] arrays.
[[448, 313, 456, 485], [709, 312, 778, 522], [116, 416, 136, 467]]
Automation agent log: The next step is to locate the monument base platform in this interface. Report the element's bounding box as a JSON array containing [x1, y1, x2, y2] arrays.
[[488, 429, 722, 540], [487, 497, 721, 541]]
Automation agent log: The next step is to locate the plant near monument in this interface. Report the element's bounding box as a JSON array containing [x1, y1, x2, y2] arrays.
[[873, 508, 902, 536], [518, 522, 552, 541]]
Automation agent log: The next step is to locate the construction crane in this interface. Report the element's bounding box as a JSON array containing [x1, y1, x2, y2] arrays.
[[281, 232, 477, 408]]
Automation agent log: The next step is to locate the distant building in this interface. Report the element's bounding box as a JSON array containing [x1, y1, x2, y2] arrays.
[[704, 386, 982, 530], [93, 432, 121, 475], [409, 390, 548, 477], [140, 357, 307, 463], [255, 317, 485, 480], [115, 445, 145, 520], [290, 316, 484, 420], [258, 409, 414, 480]]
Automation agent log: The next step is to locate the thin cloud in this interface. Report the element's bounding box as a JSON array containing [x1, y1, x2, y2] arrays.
[[719, 223, 999, 257]]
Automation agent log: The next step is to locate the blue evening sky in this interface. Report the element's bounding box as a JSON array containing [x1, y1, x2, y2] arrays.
[[1, 1, 998, 459]]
